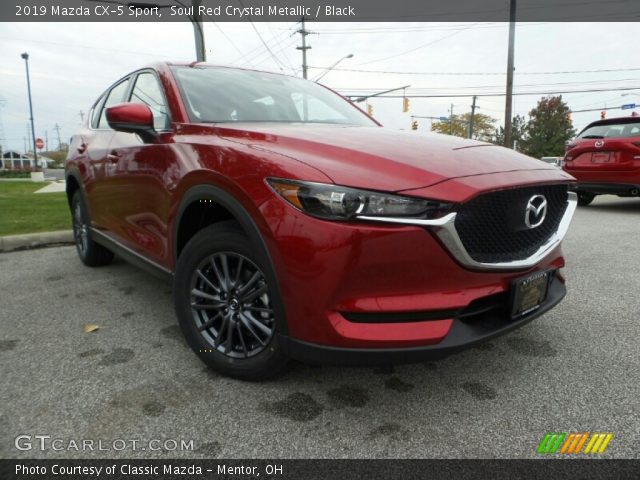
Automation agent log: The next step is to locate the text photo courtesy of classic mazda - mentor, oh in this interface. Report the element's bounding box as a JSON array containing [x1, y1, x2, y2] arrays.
[[65, 63, 577, 380]]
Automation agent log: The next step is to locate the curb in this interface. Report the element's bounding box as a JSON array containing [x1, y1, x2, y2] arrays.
[[0, 230, 74, 252]]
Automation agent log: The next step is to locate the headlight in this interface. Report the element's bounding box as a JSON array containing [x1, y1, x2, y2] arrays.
[[267, 178, 452, 221]]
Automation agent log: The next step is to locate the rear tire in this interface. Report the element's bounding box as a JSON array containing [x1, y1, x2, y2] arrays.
[[577, 192, 595, 206], [174, 222, 288, 380], [71, 191, 114, 267]]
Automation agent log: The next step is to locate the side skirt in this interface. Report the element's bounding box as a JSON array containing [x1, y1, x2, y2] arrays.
[[90, 228, 173, 284]]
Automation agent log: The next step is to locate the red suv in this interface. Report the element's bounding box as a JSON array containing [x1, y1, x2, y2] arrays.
[[66, 63, 577, 379], [563, 116, 640, 205]]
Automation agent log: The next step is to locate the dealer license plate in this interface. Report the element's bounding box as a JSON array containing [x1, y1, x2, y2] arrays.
[[510, 270, 551, 319], [591, 152, 611, 163]]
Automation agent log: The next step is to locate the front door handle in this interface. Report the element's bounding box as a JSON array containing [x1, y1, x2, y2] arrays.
[[107, 151, 121, 163]]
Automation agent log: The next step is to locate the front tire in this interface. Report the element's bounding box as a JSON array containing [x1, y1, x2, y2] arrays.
[[71, 191, 114, 267], [577, 192, 595, 206], [174, 222, 288, 380]]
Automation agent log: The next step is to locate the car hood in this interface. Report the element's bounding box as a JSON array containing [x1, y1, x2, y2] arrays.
[[211, 123, 561, 192]]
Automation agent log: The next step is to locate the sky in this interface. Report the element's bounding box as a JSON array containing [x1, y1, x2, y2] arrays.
[[0, 21, 638, 153]]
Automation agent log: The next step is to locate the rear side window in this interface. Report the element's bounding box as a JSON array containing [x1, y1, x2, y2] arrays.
[[97, 79, 131, 129], [578, 121, 640, 139], [130, 72, 170, 130]]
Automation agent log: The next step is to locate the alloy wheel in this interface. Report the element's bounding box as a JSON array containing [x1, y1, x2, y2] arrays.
[[190, 252, 275, 358]]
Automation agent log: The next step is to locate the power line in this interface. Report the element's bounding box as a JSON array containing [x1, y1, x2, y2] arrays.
[[212, 22, 255, 67], [337, 79, 640, 95], [354, 24, 479, 67], [235, 0, 288, 72], [341, 86, 640, 99], [309, 66, 640, 76], [237, 25, 293, 65], [310, 22, 551, 34], [264, 23, 297, 73]]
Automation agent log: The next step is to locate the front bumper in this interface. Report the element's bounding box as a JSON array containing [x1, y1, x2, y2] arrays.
[[280, 273, 566, 365]]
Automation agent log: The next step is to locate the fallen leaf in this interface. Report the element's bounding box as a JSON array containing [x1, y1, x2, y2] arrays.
[[83, 324, 100, 333]]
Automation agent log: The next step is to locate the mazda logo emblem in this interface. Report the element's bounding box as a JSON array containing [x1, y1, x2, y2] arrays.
[[595, 140, 604, 148], [525, 195, 548, 229]]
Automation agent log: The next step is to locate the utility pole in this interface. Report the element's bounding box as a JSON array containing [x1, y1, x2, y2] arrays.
[[449, 104, 454, 135], [296, 18, 312, 79], [21, 52, 38, 170], [192, 0, 206, 61], [468, 95, 477, 139], [45, 130, 49, 151], [53, 123, 62, 151], [504, 0, 517, 149]]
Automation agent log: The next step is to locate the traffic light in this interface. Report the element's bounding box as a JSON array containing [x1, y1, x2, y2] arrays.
[[403, 97, 410, 113], [600, 111, 606, 120], [367, 104, 373, 116], [411, 120, 418, 131]]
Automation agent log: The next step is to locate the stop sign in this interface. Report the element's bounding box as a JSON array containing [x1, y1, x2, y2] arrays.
[[35, 138, 44, 150]]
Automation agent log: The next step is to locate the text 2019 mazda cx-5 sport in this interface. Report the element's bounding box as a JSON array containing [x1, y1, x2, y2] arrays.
[[65, 62, 577, 379]]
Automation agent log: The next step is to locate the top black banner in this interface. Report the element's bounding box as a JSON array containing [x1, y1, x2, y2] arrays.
[[4, 0, 640, 22]]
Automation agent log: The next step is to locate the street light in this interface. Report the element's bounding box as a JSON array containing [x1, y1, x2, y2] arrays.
[[20, 52, 38, 171], [313, 54, 354, 82]]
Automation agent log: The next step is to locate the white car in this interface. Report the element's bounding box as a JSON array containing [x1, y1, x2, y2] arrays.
[[540, 156, 562, 167]]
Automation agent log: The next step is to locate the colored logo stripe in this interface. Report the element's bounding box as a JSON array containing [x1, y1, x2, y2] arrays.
[[537, 433, 565, 454], [559, 433, 589, 454], [538, 432, 613, 455], [584, 433, 613, 454]]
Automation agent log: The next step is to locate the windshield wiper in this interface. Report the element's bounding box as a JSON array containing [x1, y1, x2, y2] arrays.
[[581, 135, 604, 139]]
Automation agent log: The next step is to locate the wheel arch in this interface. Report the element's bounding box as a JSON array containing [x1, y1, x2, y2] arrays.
[[172, 183, 288, 334], [65, 170, 83, 207]]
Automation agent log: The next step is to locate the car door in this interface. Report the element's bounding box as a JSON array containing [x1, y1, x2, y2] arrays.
[[84, 77, 132, 231], [103, 70, 177, 267]]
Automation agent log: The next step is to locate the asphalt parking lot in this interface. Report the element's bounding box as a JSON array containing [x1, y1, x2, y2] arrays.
[[1, 196, 639, 459]]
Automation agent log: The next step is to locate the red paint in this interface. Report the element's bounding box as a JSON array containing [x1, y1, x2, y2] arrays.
[[563, 117, 640, 194], [105, 102, 153, 127], [67, 62, 574, 351]]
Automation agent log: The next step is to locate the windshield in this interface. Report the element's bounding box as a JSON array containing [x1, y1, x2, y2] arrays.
[[578, 120, 640, 139], [172, 66, 375, 126]]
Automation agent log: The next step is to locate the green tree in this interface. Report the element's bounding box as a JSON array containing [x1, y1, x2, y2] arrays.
[[493, 114, 527, 149], [520, 96, 575, 158], [431, 112, 496, 141]]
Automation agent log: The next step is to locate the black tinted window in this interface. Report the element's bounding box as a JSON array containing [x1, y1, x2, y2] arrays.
[[131, 72, 170, 130], [97, 79, 130, 129], [172, 66, 374, 126]]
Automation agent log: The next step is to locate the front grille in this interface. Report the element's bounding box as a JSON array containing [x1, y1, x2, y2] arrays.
[[454, 184, 568, 263]]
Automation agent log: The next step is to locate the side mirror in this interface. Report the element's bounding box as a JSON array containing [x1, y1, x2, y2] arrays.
[[106, 103, 158, 143]]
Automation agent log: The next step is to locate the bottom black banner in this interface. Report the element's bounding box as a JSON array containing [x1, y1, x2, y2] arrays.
[[1, 459, 639, 480]]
